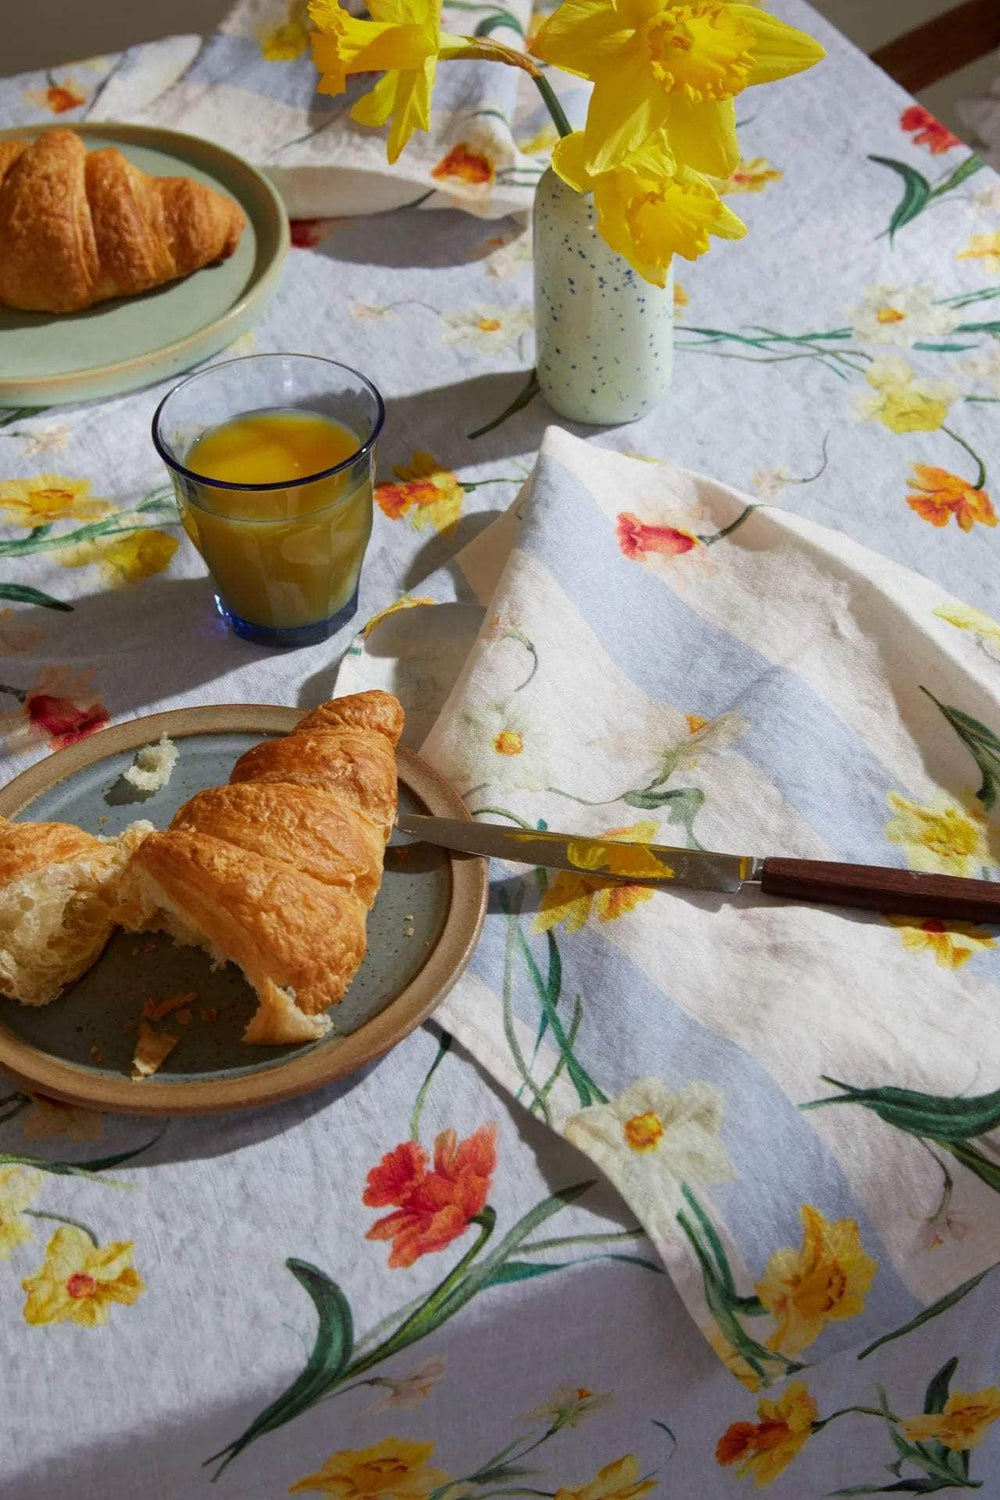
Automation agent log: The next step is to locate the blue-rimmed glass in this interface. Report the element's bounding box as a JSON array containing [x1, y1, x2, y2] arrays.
[[152, 354, 385, 648]]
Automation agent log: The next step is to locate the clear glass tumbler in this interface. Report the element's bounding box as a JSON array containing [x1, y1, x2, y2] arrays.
[[152, 353, 385, 648]]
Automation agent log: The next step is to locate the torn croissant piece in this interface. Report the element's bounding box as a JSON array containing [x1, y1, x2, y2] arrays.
[[117, 691, 403, 1045], [0, 817, 152, 1006], [0, 127, 246, 314]]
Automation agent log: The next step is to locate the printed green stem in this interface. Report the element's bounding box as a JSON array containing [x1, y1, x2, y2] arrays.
[[468, 804, 537, 830], [410, 1031, 452, 1140], [942, 425, 988, 491], [812, 1404, 900, 1432], [697, 503, 757, 546], [24, 1209, 99, 1246], [462, 477, 526, 490], [501, 888, 553, 1123], [507, 907, 608, 1105], [520, 1228, 645, 1253]]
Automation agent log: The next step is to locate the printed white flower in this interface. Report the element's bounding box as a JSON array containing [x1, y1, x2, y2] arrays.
[[564, 1079, 734, 1224], [441, 304, 534, 355], [848, 285, 958, 348], [15, 422, 71, 457], [915, 1209, 973, 1254], [973, 183, 1000, 216], [485, 232, 533, 280], [520, 1385, 613, 1429], [365, 1356, 447, 1413], [960, 344, 1000, 398], [671, 710, 749, 772], [752, 467, 791, 498], [350, 301, 397, 322], [450, 702, 549, 792]]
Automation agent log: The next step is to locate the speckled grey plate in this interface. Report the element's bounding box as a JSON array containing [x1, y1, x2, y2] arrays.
[[0, 706, 487, 1115]]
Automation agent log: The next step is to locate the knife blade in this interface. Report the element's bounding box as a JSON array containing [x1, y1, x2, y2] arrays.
[[393, 814, 1000, 922], [394, 814, 759, 892]]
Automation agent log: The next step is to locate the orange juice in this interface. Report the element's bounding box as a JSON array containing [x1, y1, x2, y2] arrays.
[[182, 409, 372, 630]]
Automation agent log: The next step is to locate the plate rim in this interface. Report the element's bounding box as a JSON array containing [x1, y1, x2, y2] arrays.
[[0, 705, 488, 1116], [0, 121, 290, 404]]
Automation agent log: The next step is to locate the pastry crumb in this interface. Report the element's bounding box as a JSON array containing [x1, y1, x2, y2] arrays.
[[200, 1007, 219, 1023], [89, 1044, 104, 1066], [141, 991, 197, 1023], [176, 1008, 193, 1027], [131, 1021, 179, 1080], [122, 735, 179, 793]]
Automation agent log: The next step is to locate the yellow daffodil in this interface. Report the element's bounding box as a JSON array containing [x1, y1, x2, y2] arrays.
[[552, 131, 745, 286], [885, 792, 993, 878], [59, 528, 178, 587], [934, 601, 1000, 646], [0, 1167, 43, 1259], [532, 0, 824, 177], [309, 0, 465, 162], [0, 474, 111, 527], [361, 595, 437, 637], [375, 452, 465, 531], [554, 1454, 658, 1500], [888, 913, 996, 969], [902, 1388, 1000, 1451], [716, 1381, 817, 1485], [22, 1226, 144, 1327], [755, 1204, 877, 1356], [853, 357, 955, 434], [535, 821, 662, 933], [289, 1437, 449, 1498]]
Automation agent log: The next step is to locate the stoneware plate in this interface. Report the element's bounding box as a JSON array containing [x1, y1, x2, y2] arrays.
[[0, 706, 487, 1115], [0, 122, 289, 406]]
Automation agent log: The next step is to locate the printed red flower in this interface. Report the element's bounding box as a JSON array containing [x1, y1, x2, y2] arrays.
[[900, 105, 960, 154], [431, 144, 494, 185], [46, 84, 85, 113], [363, 1123, 497, 1268], [289, 218, 343, 248], [24, 690, 109, 748], [616, 512, 699, 560]]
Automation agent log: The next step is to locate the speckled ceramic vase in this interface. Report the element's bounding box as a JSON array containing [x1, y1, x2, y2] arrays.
[[533, 168, 673, 426]]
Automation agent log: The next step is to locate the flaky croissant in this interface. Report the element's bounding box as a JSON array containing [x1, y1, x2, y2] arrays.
[[117, 691, 404, 1045], [0, 128, 245, 313]]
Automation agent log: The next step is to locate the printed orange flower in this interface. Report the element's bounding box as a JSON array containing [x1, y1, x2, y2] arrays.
[[887, 913, 996, 969], [364, 1123, 497, 1267], [617, 513, 699, 560], [755, 1205, 877, 1356], [906, 465, 996, 532], [431, 143, 494, 184], [535, 822, 661, 934], [720, 157, 782, 194], [376, 452, 465, 532], [900, 104, 960, 154], [716, 1381, 817, 1487], [25, 74, 87, 114], [902, 1387, 1000, 1451], [22, 1226, 144, 1327]]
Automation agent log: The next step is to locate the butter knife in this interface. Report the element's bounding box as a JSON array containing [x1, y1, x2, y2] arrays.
[[394, 814, 1000, 922]]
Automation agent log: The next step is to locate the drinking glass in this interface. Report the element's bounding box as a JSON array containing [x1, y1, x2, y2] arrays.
[[152, 353, 384, 648]]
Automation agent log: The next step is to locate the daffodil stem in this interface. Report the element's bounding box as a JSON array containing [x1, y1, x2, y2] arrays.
[[812, 1404, 898, 1431], [697, 503, 758, 546], [25, 1209, 99, 1246], [520, 1228, 645, 1252], [942, 425, 988, 491], [409, 1031, 452, 1141], [530, 73, 573, 139]]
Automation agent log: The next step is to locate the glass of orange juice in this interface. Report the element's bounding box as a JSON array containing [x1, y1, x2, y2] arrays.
[[152, 354, 384, 647]]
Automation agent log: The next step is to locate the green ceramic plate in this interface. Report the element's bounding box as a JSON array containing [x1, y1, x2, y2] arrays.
[[0, 706, 487, 1116], [0, 122, 289, 406]]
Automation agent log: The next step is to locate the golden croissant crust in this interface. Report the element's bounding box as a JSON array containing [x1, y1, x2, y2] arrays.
[[0, 128, 246, 313]]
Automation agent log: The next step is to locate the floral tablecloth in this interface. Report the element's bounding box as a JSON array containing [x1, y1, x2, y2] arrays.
[[3, 2, 1000, 1495]]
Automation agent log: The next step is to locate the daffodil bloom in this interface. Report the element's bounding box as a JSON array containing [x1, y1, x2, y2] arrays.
[[309, 0, 465, 162], [552, 131, 745, 286], [532, 0, 824, 177], [902, 1387, 1000, 1451], [755, 1204, 877, 1356]]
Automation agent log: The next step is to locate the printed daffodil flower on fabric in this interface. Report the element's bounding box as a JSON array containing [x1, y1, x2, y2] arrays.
[[0, 1167, 43, 1259], [961, 343, 1000, 398], [719, 156, 782, 193], [535, 821, 662, 934], [552, 131, 745, 287], [531, 0, 824, 177], [754, 1205, 877, 1356], [361, 595, 437, 638], [441, 304, 534, 354], [364, 1356, 447, 1413], [363, 1125, 497, 1267], [959, 232, 1000, 274], [22, 1226, 144, 1326], [902, 1388, 1000, 1451], [521, 1385, 613, 1430], [450, 703, 550, 791], [885, 792, 993, 878], [554, 1454, 658, 1500], [706, 1326, 763, 1392], [564, 1079, 734, 1228], [934, 600, 1000, 655], [848, 284, 958, 349], [0, 474, 111, 527], [376, 453, 465, 532], [309, 0, 464, 162], [888, 913, 996, 970], [715, 1381, 817, 1486], [906, 464, 996, 532], [852, 356, 956, 434], [617, 511, 699, 558], [290, 1438, 450, 1499], [59, 528, 179, 587], [431, 142, 495, 184]]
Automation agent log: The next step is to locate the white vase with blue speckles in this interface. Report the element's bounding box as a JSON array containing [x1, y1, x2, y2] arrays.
[[533, 168, 673, 426]]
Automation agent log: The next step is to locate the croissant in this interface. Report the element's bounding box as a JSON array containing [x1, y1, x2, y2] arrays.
[[0, 128, 245, 314], [116, 690, 404, 1045], [0, 817, 151, 1006]]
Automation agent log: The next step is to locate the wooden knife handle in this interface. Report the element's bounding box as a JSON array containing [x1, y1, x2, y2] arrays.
[[760, 857, 1000, 923]]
